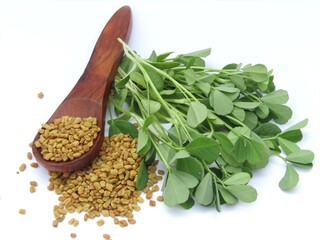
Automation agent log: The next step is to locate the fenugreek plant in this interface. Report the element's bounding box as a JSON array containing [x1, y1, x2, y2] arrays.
[[108, 39, 314, 211]]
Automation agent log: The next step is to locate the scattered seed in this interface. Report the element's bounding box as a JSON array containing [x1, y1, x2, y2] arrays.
[[19, 163, 26, 172], [96, 219, 105, 226], [119, 219, 128, 227], [37, 92, 44, 99], [128, 218, 136, 225], [30, 162, 39, 168], [27, 152, 33, 160], [103, 234, 111, 240], [156, 196, 164, 202], [70, 233, 77, 238], [149, 200, 156, 207], [19, 209, 26, 215], [30, 181, 38, 186]]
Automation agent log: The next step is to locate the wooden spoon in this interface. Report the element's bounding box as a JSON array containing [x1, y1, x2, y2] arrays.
[[32, 6, 132, 172]]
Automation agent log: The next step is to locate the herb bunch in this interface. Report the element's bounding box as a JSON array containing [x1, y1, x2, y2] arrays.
[[108, 39, 314, 211]]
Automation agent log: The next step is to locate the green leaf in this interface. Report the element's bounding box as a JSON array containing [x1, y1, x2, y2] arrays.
[[278, 138, 300, 155], [243, 64, 269, 82], [284, 119, 308, 132], [158, 143, 177, 166], [246, 139, 268, 165], [286, 150, 314, 164], [213, 132, 234, 155], [279, 130, 303, 143], [144, 145, 157, 166], [198, 74, 215, 84], [233, 101, 260, 109], [255, 103, 270, 119], [180, 197, 195, 210], [232, 107, 245, 121], [218, 185, 237, 204], [143, 64, 164, 91], [254, 122, 281, 138], [195, 82, 211, 96], [108, 120, 138, 138], [135, 159, 148, 190], [184, 69, 197, 85], [137, 129, 151, 155], [261, 89, 289, 105], [194, 173, 213, 205], [176, 157, 204, 180], [234, 137, 247, 163], [186, 137, 220, 164], [243, 111, 258, 129], [210, 90, 234, 116], [163, 172, 190, 207], [141, 98, 161, 114], [184, 48, 211, 57], [230, 75, 246, 92], [174, 170, 198, 188], [149, 61, 180, 69], [170, 150, 190, 166], [130, 71, 147, 88], [267, 103, 292, 124], [187, 102, 208, 128], [279, 164, 299, 191], [226, 185, 257, 203], [224, 172, 251, 185]]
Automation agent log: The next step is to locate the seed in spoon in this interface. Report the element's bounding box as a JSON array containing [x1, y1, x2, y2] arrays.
[[34, 116, 100, 162]]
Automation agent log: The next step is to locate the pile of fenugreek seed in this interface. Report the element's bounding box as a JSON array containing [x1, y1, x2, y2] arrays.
[[34, 116, 101, 161], [47, 133, 163, 229]]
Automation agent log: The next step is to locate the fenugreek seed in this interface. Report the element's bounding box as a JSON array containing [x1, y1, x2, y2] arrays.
[[30, 162, 39, 168], [37, 92, 44, 99], [119, 219, 128, 227], [68, 218, 75, 225], [156, 196, 164, 202], [19, 209, 26, 215], [52, 219, 59, 227], [149, 200, 156, 207], [103, 234, 111, 240], [27, 152, 33, 160], [19, 163, 26, 172], [73, 220, 79, 227], [128, 218, 136, 225], [113, 217, 119, 225], [30, 185, 36, 193], [158, 169, 165, 175], [97, 219, 105, 226], [146, 191, 152, 200], [30, 181, 38, 186], [70, 233, 77, 238]]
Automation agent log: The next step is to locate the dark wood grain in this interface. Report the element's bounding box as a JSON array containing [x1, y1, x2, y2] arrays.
[[32, 6, 132, 172]]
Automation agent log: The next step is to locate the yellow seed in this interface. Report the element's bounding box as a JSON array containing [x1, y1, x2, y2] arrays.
[[70, 233, 77, 238], [30, 162, 39, 168], [103, 234, 111, 240], [30, 181, 38, 186], [157, 196, 164, 202], [19, 163, 26, 172], [128, 218, 136, 225], [119, 219, 128, 227], [19, 209, 26, 215], [30, 185, 36, 193], [96, 219, 105, 226], [27, 152, 33, 160], [37, 92, 44, 99]]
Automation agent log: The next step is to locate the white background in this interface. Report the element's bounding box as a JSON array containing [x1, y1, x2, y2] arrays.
[[0, 0, 319, 239]]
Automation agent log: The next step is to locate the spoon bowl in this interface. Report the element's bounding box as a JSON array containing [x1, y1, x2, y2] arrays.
[[32, 6, 132, 172]]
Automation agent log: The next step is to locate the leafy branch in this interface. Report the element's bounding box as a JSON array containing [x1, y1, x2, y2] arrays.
[[107, 39, 314, 211]]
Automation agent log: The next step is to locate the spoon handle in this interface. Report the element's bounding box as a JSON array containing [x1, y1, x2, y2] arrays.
[[65, 6, 132, 109]]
